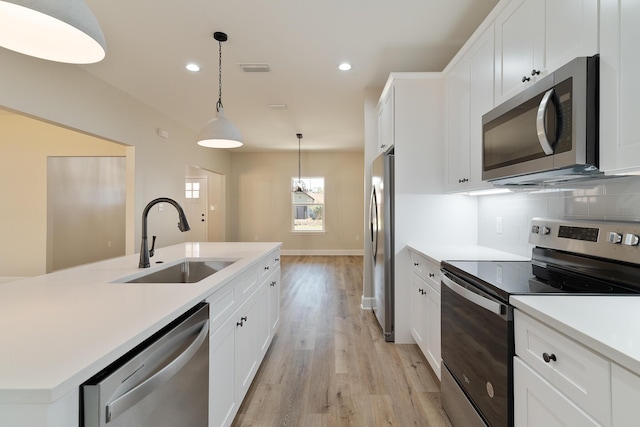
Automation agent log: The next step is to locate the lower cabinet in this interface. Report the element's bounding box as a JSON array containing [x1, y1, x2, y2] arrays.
[[208, 250, 281, 427], [408, 249, 441, 380]]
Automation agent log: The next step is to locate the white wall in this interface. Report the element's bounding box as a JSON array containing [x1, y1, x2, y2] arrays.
[[0, 49, 232, 276], [477, 176, 640, 257]]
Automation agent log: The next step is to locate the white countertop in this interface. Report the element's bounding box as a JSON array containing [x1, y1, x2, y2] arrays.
[[407, 243, 530, 264], [512, 295, 640, 376], [0, 242, 280, 405]]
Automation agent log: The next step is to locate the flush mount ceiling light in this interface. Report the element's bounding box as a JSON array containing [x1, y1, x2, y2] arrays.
[[0, 0, 106, 64], [185, 62, 200, 72], [338, 62, 352, 71], [197, 31, 243, 149]]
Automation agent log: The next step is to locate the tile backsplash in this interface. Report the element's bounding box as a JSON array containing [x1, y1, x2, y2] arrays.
[[477, 175, 640, 257]]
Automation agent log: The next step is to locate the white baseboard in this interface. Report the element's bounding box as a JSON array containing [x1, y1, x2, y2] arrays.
[[361, 296, 374, 310], [0, 277, 27, 284], [280, 249, 364, 256]]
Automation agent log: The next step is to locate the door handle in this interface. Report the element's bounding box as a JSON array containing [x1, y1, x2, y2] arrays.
[[536, 88, 556, 155], [441, 273, 506, 317], [105, 319, 209, 423]]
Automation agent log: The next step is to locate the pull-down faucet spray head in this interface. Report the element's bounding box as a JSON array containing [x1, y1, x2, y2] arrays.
[[139, 197, 191, 268]]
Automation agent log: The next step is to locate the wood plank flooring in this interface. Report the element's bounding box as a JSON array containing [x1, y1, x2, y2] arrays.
[[232, 256, 452, 426]]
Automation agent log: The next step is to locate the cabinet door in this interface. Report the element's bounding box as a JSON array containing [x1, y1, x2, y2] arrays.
[[494, 0, 544, 105], [445, 58, 470, 190], [612, 363, 640, 426], [269, 271, 280, 336], [210, 318, 237, 427], [545, 0, 598, 73], [467, 23, 495, 192], [514, 357, 600, 427], [255, 281, 271, 360], [423, 283, 441, 380], [377, 87, 394, 153], [409, 272, 427, 353], [600, 0, 640, 174], [235, 297, 259, 401]]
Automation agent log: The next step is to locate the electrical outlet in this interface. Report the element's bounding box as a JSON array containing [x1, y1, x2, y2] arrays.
[[496, 216, 503, 234], [355, 235, 360, 241]]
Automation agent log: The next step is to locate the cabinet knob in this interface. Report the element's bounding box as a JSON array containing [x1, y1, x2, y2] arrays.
[[458, 178, 469, 183], [428, 273, 435, 278], [542, 352, 557, 363], [522, 76, 531, 82], [414, 262, 419, 266], [531, 69, 541, 76], [275, 258, 280, 262], [241, 316, 247, 322], [270, 281, 276, 287], [418, 288, 424, 294], [264, 266, 270, 271]]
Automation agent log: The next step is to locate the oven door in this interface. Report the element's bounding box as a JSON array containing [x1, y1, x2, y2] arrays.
[[441, 271, 513, 427]]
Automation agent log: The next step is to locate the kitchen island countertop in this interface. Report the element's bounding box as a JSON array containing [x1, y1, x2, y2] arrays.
[[0, 242, 280, 406]]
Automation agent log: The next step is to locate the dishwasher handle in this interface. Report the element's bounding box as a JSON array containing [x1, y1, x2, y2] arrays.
[[105, 319, 209, 423], [441, 272, 508, 319]]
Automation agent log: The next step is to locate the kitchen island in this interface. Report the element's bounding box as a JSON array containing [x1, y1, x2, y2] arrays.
[[0, 242, 281, 427]]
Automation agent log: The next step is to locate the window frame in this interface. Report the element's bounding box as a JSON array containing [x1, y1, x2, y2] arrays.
[[290, 176, 325, 233]]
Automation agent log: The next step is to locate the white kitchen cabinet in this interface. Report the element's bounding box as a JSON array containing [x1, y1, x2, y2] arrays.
[[494, 0, 597, 106], [494, 0, 544, 104], [600, 0, 640, 174], [377, 86, 394, 154], [408, 249, 441, 380], [514, 310, 611, 427], [207, 250, 281, 427], [514, 357, 600, 427], [446, 24, 494, 192], [612, 363, 640, 426]]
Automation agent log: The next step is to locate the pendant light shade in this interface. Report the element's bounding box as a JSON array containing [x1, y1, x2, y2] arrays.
[[197, 31, 243, 149], [0, 0, 106, 64]]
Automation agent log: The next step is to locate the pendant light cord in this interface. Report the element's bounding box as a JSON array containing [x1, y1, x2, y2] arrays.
[[217, 39, 223, 112], [298, 135, 302, 183]]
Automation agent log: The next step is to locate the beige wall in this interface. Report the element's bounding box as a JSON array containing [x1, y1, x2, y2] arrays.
[[0, 49, 232, 277], [230, 151, 364, 254], [0, 114, 127, 277]]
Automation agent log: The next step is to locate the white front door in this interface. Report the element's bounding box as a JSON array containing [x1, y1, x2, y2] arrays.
[[184, 177, 208, 242]]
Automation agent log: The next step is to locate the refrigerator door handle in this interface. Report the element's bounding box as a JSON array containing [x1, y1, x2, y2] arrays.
[[369, 186, 378, 260]]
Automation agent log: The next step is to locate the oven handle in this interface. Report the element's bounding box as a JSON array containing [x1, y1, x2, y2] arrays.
[[441, 273, 507, 317]]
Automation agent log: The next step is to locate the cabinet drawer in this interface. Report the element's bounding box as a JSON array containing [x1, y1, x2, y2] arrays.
[[409, 250, 440, 292], [514, 310, 611, 426], [206, 285, 236, 332]]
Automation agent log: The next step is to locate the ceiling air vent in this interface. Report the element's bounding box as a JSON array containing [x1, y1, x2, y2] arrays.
[[239, 63, 270, 73]]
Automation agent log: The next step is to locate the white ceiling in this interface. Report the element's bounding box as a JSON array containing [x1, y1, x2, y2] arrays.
[[78, 0, 499, 152]]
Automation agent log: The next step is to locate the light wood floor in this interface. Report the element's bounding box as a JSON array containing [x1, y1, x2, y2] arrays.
[[232, 256, 453, 426]]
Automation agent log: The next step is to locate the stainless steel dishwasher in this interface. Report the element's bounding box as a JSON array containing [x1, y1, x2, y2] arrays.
[[82, 303, 209, 427]]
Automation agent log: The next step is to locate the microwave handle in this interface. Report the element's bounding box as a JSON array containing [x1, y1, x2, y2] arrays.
[[536, 88, 555, 155]]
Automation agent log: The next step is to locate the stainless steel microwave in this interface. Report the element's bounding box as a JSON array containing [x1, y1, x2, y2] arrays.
[[482, 56, 600, 185]]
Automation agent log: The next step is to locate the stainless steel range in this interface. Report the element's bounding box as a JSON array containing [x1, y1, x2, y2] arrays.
[[440, 218, 640, 427]]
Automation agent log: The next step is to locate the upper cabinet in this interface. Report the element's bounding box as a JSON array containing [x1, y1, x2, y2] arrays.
[[600, 0, 640, 174], [446, 24, 495, 193], [377, 86, 395, 154], [377, 73, 445, 194], [494, 0, 598, 106]]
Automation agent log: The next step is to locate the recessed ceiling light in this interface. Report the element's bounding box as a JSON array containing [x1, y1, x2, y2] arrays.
[[338, 62, 352, 71], [186, 63, 200, 72]]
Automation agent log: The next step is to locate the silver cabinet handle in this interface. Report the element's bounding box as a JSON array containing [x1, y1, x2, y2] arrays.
[[105, 319, 209, 423], [441, 274, 505, 316], [536, 88, 556, 155]]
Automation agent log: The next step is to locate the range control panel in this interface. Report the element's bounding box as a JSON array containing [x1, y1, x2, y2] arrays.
[[529, 217, 640, 264]]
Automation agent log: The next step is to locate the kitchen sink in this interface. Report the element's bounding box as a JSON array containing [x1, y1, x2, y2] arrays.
[[116, 259, 236, 284]]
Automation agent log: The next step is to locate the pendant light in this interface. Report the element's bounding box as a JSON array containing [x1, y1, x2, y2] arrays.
[[0, 0, 106, 64], [292, 133, 308, 193], [197, 31, 243, 149]]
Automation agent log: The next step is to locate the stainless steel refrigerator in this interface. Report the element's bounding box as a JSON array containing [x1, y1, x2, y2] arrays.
[[370, 148, 394, 342]]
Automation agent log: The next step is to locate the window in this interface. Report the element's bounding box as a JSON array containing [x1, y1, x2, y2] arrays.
[[185, 182, 200, 199], [291, 177, 324, 232]]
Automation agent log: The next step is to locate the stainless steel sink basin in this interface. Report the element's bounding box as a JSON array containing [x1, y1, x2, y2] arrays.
[[118, 260, 236, 284]]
